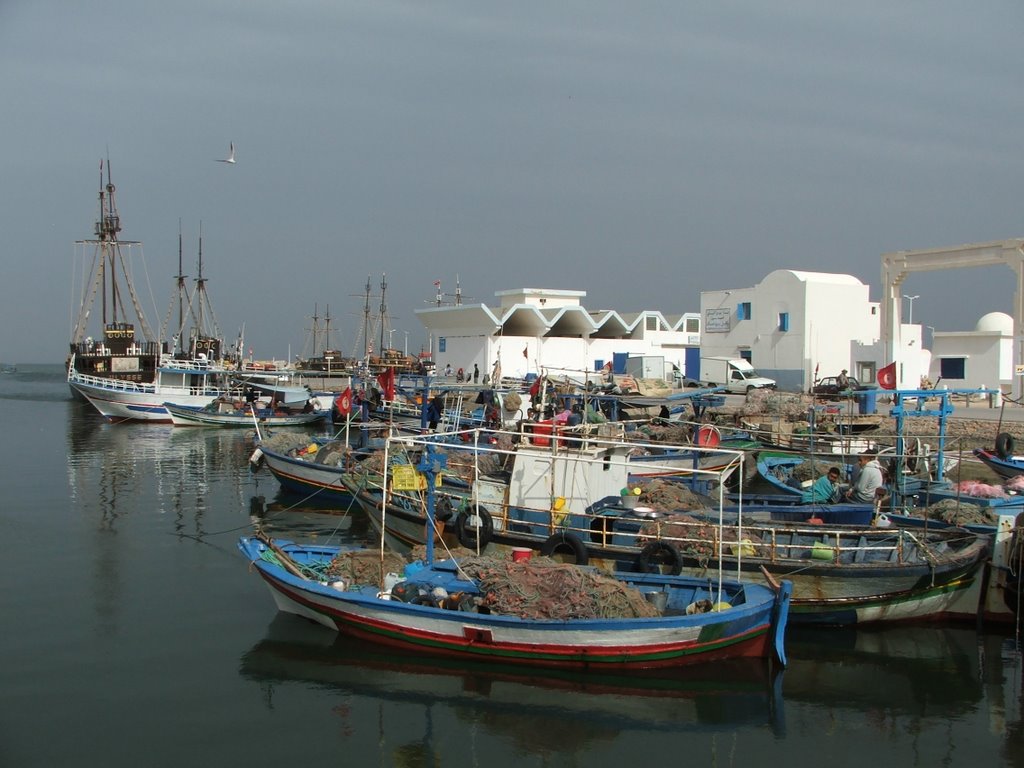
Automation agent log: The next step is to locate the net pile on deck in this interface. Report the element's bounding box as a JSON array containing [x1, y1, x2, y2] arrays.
[[637, 513, 763, 564], [324, 549, 408, 584], [630, 478, 713, 514], [261, 432, 318, 454], [456, 556, 660, 619], [916, 498, 1000, 527]]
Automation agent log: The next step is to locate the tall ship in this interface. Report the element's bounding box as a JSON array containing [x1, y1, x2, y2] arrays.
[[66, 163, 291, 422], [67, 160, 165, 392]]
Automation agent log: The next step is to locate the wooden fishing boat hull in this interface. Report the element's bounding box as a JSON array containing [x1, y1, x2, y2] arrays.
[[345, 477, 989, 626], [165, 402, 328, 428], [973, 448, 1024, 480], [257, 445, 357, 504], [238, 537, 791, 669]]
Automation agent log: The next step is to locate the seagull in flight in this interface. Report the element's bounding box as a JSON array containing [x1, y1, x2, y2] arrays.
[[216, 142, 236, 164]]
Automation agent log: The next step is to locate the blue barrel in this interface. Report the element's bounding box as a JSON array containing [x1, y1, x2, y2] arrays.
[[857, 387, 878, 414]]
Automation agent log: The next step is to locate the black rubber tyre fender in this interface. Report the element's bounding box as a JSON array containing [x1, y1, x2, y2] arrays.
[[539, 531, 589, 565], [636, 541, 684, 575], [455, 507, 494, 549], [996, 432, 1015, 460]]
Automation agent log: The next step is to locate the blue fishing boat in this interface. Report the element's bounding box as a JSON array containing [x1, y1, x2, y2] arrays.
[[340, 429, 990, 625], [238, 448, 791, 670], [238, 534, 790, 669]]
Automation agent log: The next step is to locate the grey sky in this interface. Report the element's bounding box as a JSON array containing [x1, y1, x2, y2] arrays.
[[3, 1, 1022, 363]]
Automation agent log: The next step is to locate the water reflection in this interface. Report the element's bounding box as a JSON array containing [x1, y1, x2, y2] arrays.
[[239, 615, 786, 748], [247, 492, 372, 542], [784, 625, 984, 715], [65, 401, 254, 534]]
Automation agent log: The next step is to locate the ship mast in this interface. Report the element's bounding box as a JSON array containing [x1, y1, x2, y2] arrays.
[[71, 159, 156, 346], [378, 273, 388, 354], [174, 220, 187, 352]]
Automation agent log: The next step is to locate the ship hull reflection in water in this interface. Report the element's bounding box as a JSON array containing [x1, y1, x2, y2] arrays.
[[240, 614, 787, 748], [239, 617, 1024, 765]]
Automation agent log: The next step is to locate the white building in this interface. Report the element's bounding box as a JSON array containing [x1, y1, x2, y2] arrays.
[[929, 312, 1014, 392], [699, 270, 886, 391], [415, 288, 700, 383]]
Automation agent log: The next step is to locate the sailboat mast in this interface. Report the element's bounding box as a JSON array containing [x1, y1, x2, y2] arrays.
[[176, 220, 187, 351], [195, 221, 206, 354], [311, 302, 321, 357], [363, 275, 372, 358], [323, 305, 332, 354], [379, 273, 388, 354]]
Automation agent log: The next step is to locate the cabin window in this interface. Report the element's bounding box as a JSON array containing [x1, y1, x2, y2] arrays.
[[439, 338, 446, 353], [778, 312, 789, 332], [938, 357, 966, 380], [737, 302, 752, 320]]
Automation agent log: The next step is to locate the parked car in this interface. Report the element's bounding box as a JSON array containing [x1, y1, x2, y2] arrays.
[[812, 375, 868, 398]]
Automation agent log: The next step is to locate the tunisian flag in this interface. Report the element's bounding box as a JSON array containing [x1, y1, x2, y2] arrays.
[[334, 387, 352, 416], [376, 368, 396, 401], [877, 362, 897, 390]]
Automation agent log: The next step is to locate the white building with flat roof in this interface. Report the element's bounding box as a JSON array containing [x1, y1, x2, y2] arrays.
[[415, 288, 700, 384], [700, 269, 891, 391]]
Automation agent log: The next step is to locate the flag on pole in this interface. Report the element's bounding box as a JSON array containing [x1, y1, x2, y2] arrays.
[[522, 345, 528, 358], [434, 280, 441, 288], [334, 387, 352, 416], [376, 368, 396, 401], [877, 361, 897, 390]]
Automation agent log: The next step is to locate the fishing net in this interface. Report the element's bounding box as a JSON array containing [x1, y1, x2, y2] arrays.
[[324, 549, 408, 585], [636, 513, 763, 564], [261, 433, 315, 454], [918, 499, 1000, 527], [631, 478, 713, 513], [456, 556, 660, 619]]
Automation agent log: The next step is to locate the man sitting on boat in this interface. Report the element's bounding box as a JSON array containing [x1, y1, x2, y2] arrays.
[[801, 466, 841, 504], [844, 450, 884, 503]]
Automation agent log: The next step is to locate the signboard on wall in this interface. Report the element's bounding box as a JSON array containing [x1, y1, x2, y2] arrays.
[[704, 308, 731, 333]]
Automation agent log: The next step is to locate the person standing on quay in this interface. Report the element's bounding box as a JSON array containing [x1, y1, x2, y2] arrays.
[[473, 363, 479, 384]]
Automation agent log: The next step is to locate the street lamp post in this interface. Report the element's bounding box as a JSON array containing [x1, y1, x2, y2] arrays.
[[403, 331, 409, 357], [903, 294, 920, 324]]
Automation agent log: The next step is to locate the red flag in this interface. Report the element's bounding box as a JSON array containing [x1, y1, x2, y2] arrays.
[[376, 368, 395, 401], [877, 362, 897, 390], [334, 387, 352, 416], [433, 280, 441, 288], [522, 345, 528, 358], [529, 376, 543, 398]]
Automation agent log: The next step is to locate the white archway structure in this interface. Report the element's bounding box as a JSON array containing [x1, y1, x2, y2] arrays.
[[881, 239, 1024, 395]]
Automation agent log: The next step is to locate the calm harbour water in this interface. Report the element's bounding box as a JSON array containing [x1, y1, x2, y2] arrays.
[[2, 364, 1023, 767]]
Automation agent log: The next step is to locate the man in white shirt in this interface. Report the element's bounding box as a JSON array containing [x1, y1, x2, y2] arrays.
[[845, 450, 883, 503]]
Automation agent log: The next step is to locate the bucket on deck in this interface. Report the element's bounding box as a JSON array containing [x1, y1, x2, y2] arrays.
[[645, 591, 668, 611], [511, 547, 533, 563]]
